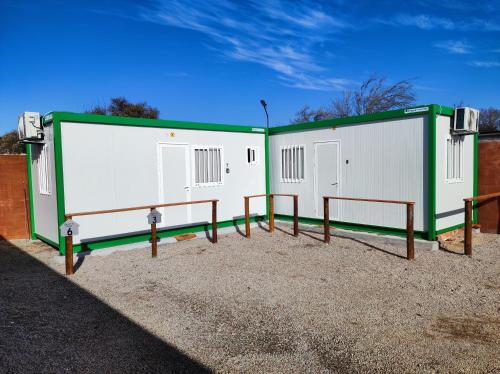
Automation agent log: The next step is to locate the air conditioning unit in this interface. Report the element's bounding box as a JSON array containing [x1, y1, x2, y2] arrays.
[[18, 112, 43, 143], [453, 107, 479, 134]]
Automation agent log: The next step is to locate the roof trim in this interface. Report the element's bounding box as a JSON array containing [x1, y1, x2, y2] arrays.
[[43, 111, 267, 134], [269, 104, 454, 135], [40, 104, 454, 135]]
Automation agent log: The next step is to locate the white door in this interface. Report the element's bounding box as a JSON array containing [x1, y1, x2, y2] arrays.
[[158, 143, 191, 227], [314, 141, 341, 220]]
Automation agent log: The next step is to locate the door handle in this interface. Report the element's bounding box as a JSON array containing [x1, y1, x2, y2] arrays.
[[331, 182, 338, 185]]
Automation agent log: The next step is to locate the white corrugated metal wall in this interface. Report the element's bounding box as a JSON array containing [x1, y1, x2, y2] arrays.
[[269, 116, 428, 232], [435, 115, 474, 231], [31, 124, 59, 242], [60, 122, 266, 245]]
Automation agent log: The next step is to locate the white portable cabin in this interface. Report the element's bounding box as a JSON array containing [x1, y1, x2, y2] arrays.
[[23, 105, 477, 253], [268, 105, 478, 240], [24, 112, 267, 253]]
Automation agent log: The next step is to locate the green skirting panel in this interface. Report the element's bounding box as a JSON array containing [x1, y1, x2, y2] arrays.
[[435, 223, 465, 236], [35, 234, 60, 249], [44, 216, 264, 255], [274, 214, 425, 239]]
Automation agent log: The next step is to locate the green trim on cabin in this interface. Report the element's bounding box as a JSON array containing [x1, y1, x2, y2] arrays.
[[45, 111, 266, 134], [62, 216, 264, 254], [52, 114, 68, 254], [473, 133, 478, 224], [274, 214, 426, 239], [35, 233, 59, 249], [427, 106, 437, 241], [268, 104, 454, 134], [435, 223, 464, 236], [25, 144, 36, 239]]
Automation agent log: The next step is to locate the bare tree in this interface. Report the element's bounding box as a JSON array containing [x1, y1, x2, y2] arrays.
[[290, 105, 316, 124], [86, 97, 159, 119], [337, 75, 416, 116], [290, 74, 416, 124], [478, 107, 500, 133], [0, 130, 24, 154], [330, 90, 353, 118]]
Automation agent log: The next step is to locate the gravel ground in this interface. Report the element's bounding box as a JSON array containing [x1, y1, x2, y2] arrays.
[[1, 224, 499, 373]]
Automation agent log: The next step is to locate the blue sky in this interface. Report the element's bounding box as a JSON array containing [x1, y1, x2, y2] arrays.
[[1, 0, 499, 133]]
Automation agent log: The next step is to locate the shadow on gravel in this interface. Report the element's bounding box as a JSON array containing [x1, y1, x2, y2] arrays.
[[0, 238, 210, 374]]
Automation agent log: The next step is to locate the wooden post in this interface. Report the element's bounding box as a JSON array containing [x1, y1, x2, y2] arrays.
[[212, 200, 218, 243], [244, 197, 250, 238], [150, 208, 157, 258], [65, 214, 74, 275], [65, 234, 74, 275], [406, 203, 415, 260], [323, 197, 330, 243], [464, 199, 472, 257], [269, 194, 275, 233], [293, 195, 299, 237]]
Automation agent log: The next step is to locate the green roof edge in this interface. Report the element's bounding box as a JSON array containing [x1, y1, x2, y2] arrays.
[[42, 111, 265, 134], [268, 104, 454, 135]]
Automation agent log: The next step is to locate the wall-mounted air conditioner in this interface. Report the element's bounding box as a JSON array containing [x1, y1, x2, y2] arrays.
[[18, 112, 43, 143], [453, 107, 479, 134]]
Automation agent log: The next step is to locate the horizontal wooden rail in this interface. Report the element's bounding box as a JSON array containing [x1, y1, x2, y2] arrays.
[[323, 196, 415, 260], [244, 194, 298, 238], [463, 192, 500, 257], [65, 199, 219, 218], [323, 196, 414, 205], [64, 199, 218, 275]]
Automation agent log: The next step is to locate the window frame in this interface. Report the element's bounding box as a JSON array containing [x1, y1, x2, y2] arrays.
[[246, 146, 259, 165], [38, 143, 52, 195], [191, 145, 224, 187], [280, 145, 306, 183], [445, 135, 464, 184]]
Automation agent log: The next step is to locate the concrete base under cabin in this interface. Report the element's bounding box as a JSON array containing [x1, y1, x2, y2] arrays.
[[1, 226, 499, 373]]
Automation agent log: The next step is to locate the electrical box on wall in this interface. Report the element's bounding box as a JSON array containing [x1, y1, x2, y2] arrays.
[[453, 107, 479, 134], [18, 112, 43, 143]]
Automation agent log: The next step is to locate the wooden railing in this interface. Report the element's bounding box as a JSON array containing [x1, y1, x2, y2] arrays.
[[64, 199, 218, 275], [463, 192, 500, 256], [243, 194, 299, 238], [322, 196, 415, 260]]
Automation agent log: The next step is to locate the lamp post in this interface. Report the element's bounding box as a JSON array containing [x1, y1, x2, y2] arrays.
[[260, 99, 269, 129]]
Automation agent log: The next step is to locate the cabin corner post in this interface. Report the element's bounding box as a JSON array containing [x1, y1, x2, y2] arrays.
[[53, 113, 68, 255], [264, 128, 271, 219], [427, 105, 437, 241], [25, 143, 36, 239]]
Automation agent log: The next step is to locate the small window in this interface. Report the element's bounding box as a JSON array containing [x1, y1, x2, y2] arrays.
[[246, 147, 259, 165], [281, 145, 305, 182], [38, 143, 51, 195], [193, 146, 223, 187], [446, 136, 463, 182]]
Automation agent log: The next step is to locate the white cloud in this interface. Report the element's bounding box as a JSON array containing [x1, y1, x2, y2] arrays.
[[468, 60, 500, 68], [381, 13, 500, 32], [395, 14, 455, 30], [140, 0, 353, 91], [434, 40, 472, 54]]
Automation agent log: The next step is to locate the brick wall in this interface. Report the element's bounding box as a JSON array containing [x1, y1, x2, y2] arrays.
[[0, 155, 31, 239], [478, 139, 500, 233]]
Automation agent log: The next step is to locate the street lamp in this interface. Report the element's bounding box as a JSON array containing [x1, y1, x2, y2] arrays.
[[260, 99, 269, 129]]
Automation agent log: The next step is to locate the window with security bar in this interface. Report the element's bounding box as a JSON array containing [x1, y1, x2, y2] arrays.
[[281, 145, 305, 182], [37, 143, 51, 195], [446, 136, 463, 183], [193, 146, 224, 186]]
